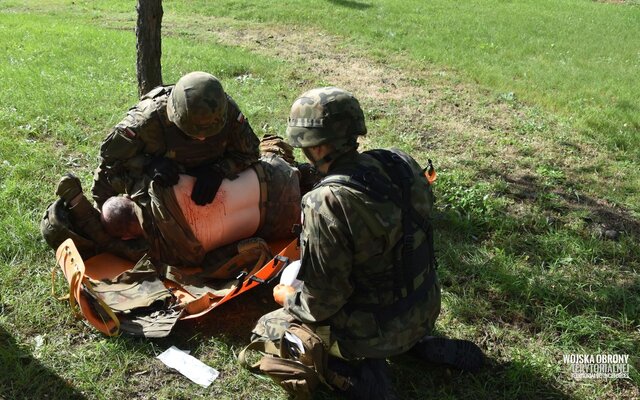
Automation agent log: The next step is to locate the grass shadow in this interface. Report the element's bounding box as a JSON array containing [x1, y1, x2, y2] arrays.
[[388, 353, 576, 399], [0, 325, 87, 400], [433, 168, 640, 356], [326, 0, 373, 10], [500, 172, 640, 238]]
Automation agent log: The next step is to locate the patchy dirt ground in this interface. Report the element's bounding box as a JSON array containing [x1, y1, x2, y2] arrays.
[[187, 18, 593, 164], [100, 12, 640, 238], [204, 22, 518, 152], [171, 17, 638, 238], [595, 0, 632, 4]]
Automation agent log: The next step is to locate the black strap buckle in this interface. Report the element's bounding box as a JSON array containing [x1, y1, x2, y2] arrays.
[[267, 255, 291, 284]]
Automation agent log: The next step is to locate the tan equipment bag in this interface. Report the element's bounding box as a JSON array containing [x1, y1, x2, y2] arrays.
[[239, 323, 350, 400]]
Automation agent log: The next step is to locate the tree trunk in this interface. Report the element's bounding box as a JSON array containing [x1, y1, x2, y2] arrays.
[[136, 0, 163, 97]]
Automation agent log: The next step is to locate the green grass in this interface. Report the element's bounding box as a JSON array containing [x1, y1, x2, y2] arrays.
[[6, 0, 640, 158], [1, 1, 639, 399], [172, 0, 640, 158]]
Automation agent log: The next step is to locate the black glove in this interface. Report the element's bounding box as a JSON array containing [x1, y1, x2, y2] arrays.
[[147, 157, 179, 187], [189, 165, 225, 206]]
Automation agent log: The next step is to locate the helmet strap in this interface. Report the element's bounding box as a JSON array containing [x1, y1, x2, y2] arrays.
[[304, 138, 359, 174]]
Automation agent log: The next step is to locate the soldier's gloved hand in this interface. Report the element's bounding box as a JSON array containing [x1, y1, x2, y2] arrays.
[[259, 134, 295, 165], [147, 157, 179, 187], [56, 173, 83, 204], [189, 165, 225, 206]]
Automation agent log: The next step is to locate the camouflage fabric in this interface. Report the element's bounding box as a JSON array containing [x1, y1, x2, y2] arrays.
[[258, 134, 321, 196], [261, 148, 441, 360], [255, 153, 301, 240], [166, 72, 228, 139], [140, 179, 205, 266], [50, 153, 299, 272], [41, 198, 99, 259], [77, 253, 180, 338], [92, 83, 260, 208], [286, 87, 366, 148], [90, 255, 172, 313], [243, 320, 340, 399], [252, 307, 297, 342]]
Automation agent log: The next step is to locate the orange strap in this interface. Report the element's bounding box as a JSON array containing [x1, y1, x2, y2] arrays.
[[222, 238, 299, 301], [181, 238, 300, 319], [424, 159, 437, 184], [54, 239, 121, 336]]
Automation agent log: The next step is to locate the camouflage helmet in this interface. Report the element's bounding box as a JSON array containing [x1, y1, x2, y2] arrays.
[[167, 71, 228, 139], [286, 87, 366, 148]]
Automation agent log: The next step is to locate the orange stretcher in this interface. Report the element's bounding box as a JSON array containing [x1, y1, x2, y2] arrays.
[[53, 238, 299, 336]]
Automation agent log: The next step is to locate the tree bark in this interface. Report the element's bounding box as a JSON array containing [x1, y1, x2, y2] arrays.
[[136, 0, 163, 97]]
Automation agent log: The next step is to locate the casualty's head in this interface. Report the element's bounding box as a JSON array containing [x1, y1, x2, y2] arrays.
[[167, 71, 228, 140], [101, 196, 143, 240], [286, 87, 366, 170]]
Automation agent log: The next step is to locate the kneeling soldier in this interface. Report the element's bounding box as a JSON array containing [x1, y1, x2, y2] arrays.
[[249, 87, 484, 399]]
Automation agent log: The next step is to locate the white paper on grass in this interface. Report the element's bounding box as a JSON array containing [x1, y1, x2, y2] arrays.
[[157, 346, 219, 387], [280, 260, 303, 289]]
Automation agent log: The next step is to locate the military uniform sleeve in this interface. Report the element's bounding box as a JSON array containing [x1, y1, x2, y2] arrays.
[[214, 97, 260, 177], [284, 187, 355, 323], [91, 100, 164, 207]]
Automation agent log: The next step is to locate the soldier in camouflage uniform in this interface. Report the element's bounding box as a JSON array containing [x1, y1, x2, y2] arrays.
[[92, 71, 260, 209], [251, 87, 483, 399]]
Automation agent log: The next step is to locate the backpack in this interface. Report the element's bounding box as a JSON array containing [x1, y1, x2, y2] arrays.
[[318, 149, 438, 323]]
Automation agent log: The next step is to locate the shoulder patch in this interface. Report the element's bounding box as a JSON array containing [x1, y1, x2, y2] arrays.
[[237, 112, 245, 124]]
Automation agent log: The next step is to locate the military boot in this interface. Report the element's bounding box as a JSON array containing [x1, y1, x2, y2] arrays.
[[328, 358, 398, 400], [411, 336, 484, 372], [56, 173, 83, 204]]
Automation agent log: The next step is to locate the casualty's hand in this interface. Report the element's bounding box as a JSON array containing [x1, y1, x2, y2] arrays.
[[190, 165, 225, 206], [56, 173, 83, 205], [273, 284, 296, 306], [148, 157, 179, 187]]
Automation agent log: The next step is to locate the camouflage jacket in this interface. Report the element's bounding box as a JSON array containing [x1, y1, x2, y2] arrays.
[[283, 149, 441, 359], [91, 85, 260, 207]]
